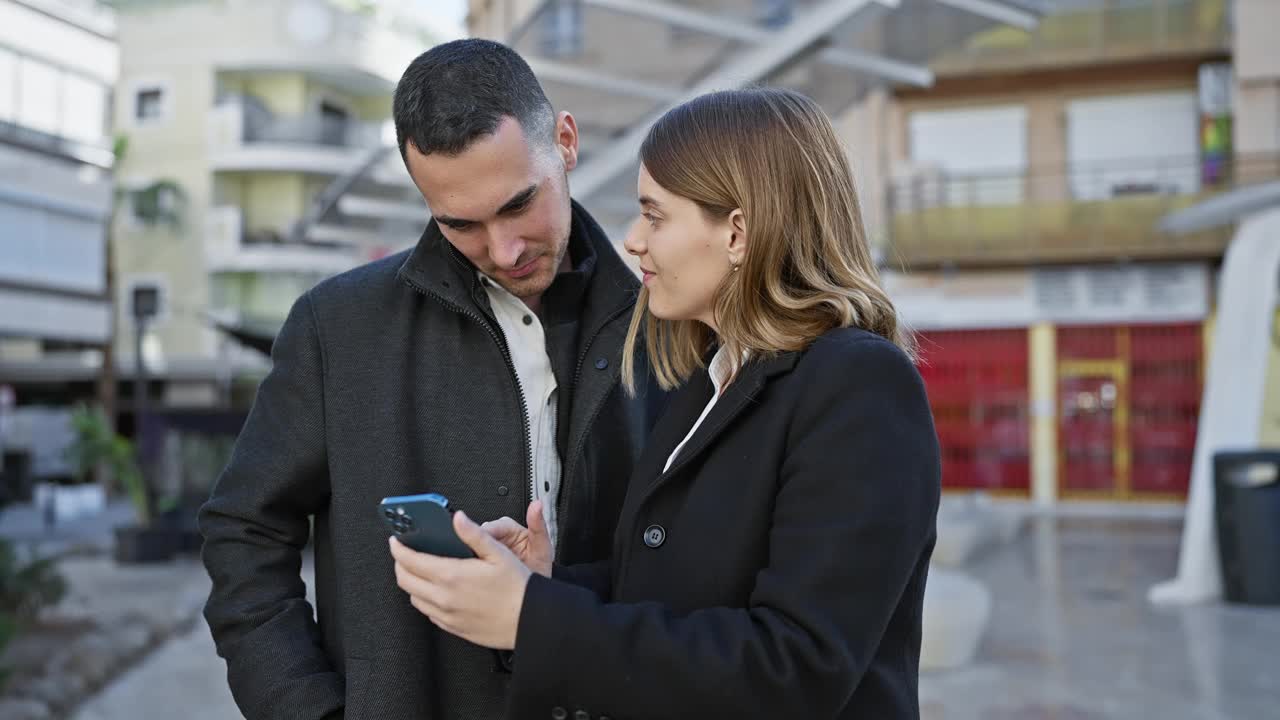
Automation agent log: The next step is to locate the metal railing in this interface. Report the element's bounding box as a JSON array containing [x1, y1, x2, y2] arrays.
[[929, 0, 1229, 75], [242, 113, 384, 150], [885, 153, 1280, 268]]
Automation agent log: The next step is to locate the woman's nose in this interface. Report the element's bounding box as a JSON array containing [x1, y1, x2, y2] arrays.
[[622, 217, 646, 256]]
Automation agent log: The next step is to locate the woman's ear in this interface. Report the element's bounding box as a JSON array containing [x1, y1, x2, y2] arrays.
[[727, 208, 748, 267]]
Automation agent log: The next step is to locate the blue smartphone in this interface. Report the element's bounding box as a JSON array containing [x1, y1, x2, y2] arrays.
[[379, 493, 475, 558]]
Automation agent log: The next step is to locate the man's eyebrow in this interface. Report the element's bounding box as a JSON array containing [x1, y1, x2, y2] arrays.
[[497, 184, 538, 214], [436, 184, 538, 226]]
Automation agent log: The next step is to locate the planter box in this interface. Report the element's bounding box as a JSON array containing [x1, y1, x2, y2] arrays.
[[113, 525, 178, 564]]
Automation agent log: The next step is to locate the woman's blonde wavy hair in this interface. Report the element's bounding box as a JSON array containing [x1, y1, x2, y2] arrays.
[[622, 87, 913, 393]]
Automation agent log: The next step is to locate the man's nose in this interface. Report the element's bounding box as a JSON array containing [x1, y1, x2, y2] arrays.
[[489, 235, 527, 269]]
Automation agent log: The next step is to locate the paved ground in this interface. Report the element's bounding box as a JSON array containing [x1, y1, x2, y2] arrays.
[[71, 617, 239, 720], [48, 514, 1280, 719], [68, 555, 316, 720], [919, 516, 1280, 719]]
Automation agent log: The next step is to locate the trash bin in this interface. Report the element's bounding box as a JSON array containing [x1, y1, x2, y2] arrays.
[[1214, 450, 1280, 605]]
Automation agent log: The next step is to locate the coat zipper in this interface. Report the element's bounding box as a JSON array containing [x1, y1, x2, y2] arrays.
[[402, 277, 534, 508]]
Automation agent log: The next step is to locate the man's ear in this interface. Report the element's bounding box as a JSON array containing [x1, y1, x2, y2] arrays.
[[555, 111, 579, 171]]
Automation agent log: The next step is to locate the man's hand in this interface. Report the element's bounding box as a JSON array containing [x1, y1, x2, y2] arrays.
[[390, 510, 532, 650], [481, 500, 553, 578]]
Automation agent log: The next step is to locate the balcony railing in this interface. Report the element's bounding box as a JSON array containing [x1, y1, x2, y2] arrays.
[[242, 113, 384, 150], [928, 0, 1229, 76], [204, 206, 365, 275], [885, 153, 1280, 269]]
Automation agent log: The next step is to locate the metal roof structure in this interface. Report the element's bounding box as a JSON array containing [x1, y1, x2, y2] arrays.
[[296, 0, 1044, 243]]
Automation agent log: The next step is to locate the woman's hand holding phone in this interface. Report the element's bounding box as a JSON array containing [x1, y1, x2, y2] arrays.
[[481, 500, 553, 578]]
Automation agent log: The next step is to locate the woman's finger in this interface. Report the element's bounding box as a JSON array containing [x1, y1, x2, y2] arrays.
[[482, 517, 526, 544], [394, 561, 456, 614], [453, 511, 509, 561], [389, 536, 463, 582]]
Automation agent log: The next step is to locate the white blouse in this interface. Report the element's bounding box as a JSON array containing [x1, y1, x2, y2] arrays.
[[663, 346, 740, 473]]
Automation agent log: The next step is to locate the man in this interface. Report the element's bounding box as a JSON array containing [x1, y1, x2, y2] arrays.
[[200, 39, 663, 719]]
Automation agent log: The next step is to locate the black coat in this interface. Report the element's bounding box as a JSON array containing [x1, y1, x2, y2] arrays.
[[199, 202, 665, 720], [510, 328, 941, 720]]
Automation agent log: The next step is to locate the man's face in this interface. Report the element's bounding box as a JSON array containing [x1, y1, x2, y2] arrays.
[[405, 115, 578, 303]]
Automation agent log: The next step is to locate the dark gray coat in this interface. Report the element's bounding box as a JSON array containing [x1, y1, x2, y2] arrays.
[[199, 202, 664, 720]]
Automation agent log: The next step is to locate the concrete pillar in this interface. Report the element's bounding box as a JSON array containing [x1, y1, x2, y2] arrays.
[[1029, 322, 1058, 507]]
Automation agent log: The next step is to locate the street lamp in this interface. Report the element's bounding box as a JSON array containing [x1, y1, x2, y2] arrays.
[[130, 284, 160, 517], [130, 284, 160, 418]]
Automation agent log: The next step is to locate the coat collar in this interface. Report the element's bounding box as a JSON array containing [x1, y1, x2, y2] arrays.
[[396, 199, 637, 327], [632, 350, 800, 493]]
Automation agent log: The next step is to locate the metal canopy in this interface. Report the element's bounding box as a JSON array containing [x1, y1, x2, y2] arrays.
[[292, 0, 1043, 242], [505, 0, 1043, 230]]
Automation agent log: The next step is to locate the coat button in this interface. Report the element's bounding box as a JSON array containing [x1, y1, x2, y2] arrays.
[[551, 708, 568, 720], [574, 712, 590, 720], [643, 524, 666, 548], [594, 357, 608, 370], [497, 485, 509, 496]]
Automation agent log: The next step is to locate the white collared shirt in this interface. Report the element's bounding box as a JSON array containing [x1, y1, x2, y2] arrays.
[[480, 275, 561, 551], [663, 346, 739, 474]]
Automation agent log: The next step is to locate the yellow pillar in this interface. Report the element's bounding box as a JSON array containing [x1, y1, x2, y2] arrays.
[[1258, 310, 1280, 446], [1029, 322, 1058, 507]]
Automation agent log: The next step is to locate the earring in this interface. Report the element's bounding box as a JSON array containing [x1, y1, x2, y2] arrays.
[[732, 264, 740, 272]]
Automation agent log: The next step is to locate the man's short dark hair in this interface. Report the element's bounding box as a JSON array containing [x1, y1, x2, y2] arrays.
[[393, 39, 556, 160]]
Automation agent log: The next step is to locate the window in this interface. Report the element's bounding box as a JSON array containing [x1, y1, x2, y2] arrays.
[[539, 0, 583, 58], [318, 99, 350, 146], [0, 49, 14, 123], [136, 88, 164, 122], [1066, 91, 1199, 200], [19, 57, 60, 135], [907, 105, 1029, 207], [60, 73, 107, 144]]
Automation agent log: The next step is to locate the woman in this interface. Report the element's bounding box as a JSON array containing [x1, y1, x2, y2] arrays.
[[389, 87, 941, 720]]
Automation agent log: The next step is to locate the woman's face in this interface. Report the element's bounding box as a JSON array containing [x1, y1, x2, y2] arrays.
[[623, 164, 743, 330]]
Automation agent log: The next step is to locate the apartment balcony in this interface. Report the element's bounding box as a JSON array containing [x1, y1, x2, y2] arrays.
[[204, 205, 369, 276], [928, 0, 1229, 77], [885, 154, 1280, 269], [207, 99, 410, 187]]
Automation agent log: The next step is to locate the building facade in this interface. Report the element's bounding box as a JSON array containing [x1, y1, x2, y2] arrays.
[[0, 0, 116, 399], [111, 0, 441, 408], [470, 0, 1278, 507]]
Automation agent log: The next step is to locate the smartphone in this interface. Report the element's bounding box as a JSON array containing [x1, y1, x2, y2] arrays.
[[379, 493, 475, 558]]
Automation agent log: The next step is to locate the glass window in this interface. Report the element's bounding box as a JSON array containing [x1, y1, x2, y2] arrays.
[[19, 57, 60, 135], [0, 49, 15, 123], [539, 0, 582, 57], [61, 73, 106, 144], [136, 87, 165, 123]]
